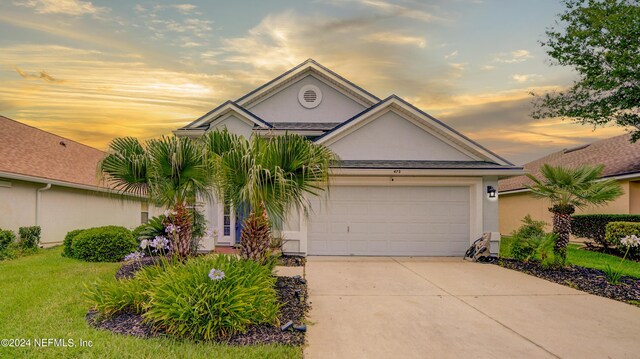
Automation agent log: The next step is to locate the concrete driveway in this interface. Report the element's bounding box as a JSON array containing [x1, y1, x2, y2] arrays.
[[304, 257, 640, 359]]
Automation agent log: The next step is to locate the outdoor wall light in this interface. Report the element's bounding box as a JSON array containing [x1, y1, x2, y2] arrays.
[[487, 186, 497, 198]]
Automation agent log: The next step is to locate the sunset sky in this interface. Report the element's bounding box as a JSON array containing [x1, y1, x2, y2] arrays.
[[0, 0, 629, 165]]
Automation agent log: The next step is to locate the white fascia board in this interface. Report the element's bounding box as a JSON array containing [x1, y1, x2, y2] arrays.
[[173, 129, 205, 138], [500, 171, 640, 195], [0, 171, 146, 198], [329, 168, 526, 177], [317, 97, 512, 165], [189, 103, 269, 129], [254, 129, 325, 137], [237, 63, 378, 108]]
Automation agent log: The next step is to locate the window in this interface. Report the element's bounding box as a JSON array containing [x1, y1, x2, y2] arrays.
[[141, 202, 149, 224], [223, 203, 231, 236]]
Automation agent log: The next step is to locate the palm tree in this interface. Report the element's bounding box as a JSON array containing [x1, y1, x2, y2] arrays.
[[201, 130, 337, 261], [99, 136, 213, 258], [526, 164, 623, 262]]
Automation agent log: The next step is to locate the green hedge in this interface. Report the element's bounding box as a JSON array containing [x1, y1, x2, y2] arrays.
[[571, 214, 640, 247], [71, 226, 137, 262], [62, 229, 86, 258], [605, 222, 640, 252], [18, 226, 41, 249], [0, 229, 17, 259]]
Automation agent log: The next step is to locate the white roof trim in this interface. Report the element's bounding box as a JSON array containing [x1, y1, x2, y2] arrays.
[[236, 60, 380, 108], [187, 102, 271, 130], [0, 171, 146, 198], [316, 96, 514, 166], [330, 168, 526, 177]]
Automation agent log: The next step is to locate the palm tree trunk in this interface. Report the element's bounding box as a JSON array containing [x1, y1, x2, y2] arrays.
[[550, 205, 575, 263], [166, 203, 193, 258]]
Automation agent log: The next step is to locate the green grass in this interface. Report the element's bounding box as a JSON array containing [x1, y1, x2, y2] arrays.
[[500, 236, 640, 279], [0, 247, 301, 359]]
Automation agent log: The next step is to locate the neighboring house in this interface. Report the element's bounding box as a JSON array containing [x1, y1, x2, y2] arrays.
[[499, 134, 640, 235], [0, 116, 158, 246], [175, 59, 524, 256]]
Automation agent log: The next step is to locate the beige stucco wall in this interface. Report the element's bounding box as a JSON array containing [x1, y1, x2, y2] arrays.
[[499, 179, 633, 235], [0, 178, 155, 246]]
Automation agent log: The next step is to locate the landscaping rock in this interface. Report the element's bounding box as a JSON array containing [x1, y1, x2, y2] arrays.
[[278, 255, 306, 267], [497, 259, 640, 305]]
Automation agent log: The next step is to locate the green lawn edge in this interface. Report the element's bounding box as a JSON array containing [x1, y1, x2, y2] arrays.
[[499, 236, 640, 279], [0, 247, 302, 359]]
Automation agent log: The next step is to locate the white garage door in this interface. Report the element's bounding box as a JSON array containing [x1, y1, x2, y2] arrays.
[[307, 186, 470, 256]]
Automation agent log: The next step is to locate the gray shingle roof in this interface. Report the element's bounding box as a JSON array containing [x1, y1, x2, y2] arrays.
[[499, 133, 640, 192], [255, 122, 341, 131], [334, 160, 513, 169]]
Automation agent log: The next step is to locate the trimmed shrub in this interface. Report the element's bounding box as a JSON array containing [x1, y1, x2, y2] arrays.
[[572, 214, 640, 247], [605, 221, 640, 252], [0, 229, 17, 259], [72, 226, 137, 262], [63, 229, 86, 258], [511, 214, 547, 239], [18, 226, 41, 249]]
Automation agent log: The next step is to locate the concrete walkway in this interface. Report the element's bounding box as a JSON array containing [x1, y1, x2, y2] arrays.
[[304, 257, 640, 359]]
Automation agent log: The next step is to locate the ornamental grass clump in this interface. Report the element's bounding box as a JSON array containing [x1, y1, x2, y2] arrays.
[[86, 254, 280, 341], [143, 255, 280, 340]]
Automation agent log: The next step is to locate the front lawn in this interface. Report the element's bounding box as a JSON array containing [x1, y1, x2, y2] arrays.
[[0, 247, 301, 359], [500, 236, 640, 279]]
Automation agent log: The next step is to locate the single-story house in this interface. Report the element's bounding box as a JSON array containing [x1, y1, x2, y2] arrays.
[[0, 116, 159, 246], [499, 134, 640, 235], [175, 59, 523, 256]]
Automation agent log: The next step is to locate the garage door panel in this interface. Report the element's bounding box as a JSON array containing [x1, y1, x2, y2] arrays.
[[308, 186, 471, 256]]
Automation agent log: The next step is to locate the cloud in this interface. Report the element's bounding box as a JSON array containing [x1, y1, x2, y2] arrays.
[[444, 50, 458, 59], [493, 49, 533, 64], [14, 66, 65, 83], [355, 0, 446, 22], [13, 0, 106, 16], [0, 44, 228, 148], [438, 94, 625, 164], [220, 11, 461, 105], [173, 4, 198, 14], [481, 65, 495, 71], [512, 73, 542, 83], [362, 32, 426, 48]]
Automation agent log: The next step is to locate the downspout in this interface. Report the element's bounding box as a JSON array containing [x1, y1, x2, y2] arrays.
[[36, 183, 52, 226]]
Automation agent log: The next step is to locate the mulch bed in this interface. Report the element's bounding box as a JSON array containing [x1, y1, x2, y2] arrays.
[[87, 275, 309, 346], [497, 259, 640, 305], [277, 254, 306, 267], [115, 256, 163, 280]]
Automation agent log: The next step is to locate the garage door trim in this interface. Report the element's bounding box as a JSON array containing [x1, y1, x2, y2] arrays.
[[299, 176, 483, 255]]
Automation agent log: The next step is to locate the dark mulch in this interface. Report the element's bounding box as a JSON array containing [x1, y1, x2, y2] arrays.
[[87, 276, 309, 346], [277, 255, 306, 267], [497, 259, 640, 305], [86, 309, 158, 338], [115, 256, 163, 279]]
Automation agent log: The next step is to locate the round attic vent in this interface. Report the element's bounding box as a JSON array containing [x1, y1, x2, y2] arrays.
[[298, 85, 322, 109]]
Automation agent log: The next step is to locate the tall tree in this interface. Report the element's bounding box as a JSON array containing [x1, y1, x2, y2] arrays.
[[532, 0, 640, 141], [202, 130, 337, 261], [99, 136, 213, 258], [526, 164, 623, 262]]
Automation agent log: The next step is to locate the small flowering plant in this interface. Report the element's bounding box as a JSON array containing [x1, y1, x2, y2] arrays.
[[208, 268, 225, 281], [603, 235, 640, 285], [124, 251, 145, 262]]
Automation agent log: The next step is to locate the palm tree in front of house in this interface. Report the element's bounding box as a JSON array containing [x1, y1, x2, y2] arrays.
[[526, 164, 623, 263], [202, 130, 338, 262], [98, 136, 214, 258]]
